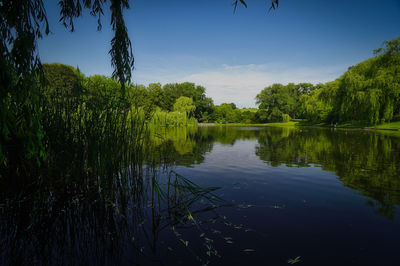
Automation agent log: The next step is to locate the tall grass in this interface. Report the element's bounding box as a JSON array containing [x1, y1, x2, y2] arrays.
[[150, 108, 197, 127], [0, 64, 225, 265]]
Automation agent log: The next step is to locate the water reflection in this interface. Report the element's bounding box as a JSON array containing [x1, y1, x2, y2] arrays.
[[150, 126, 400, 219], [254, 127, 400, 219], [1, 125, 400, 265]]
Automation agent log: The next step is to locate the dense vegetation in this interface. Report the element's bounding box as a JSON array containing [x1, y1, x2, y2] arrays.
[[256, 38, 400, 124]]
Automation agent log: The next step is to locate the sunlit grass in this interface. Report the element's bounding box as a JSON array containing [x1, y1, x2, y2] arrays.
[[213, 121, 299, 127], [373, 121, 400, 130]]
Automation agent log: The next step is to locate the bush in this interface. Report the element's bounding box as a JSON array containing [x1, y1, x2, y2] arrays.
[[282, 114, 291, 122]]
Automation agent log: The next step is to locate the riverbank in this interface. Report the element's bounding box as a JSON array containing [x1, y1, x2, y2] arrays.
[[198, 120, 400, 131]]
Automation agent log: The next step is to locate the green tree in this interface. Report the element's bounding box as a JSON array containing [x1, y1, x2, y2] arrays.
[[148, 83, 168, 110], [162, 82, 214, 120], [173, 96, 196, 117], [0, 0, 134, 166], [256, 83, 293, 122], [327, 38, 400, 124]]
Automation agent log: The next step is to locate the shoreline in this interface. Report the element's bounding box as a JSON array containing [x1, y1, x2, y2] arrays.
[[197, 122, 400, 132]]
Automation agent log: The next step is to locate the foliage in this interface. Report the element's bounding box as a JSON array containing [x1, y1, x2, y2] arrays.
[[256, 37, 400, 126], [256, 83, 317, 122], [173, 96, 196, 116], [0, 0, 134, 166], [299, 88, 332, 122], [329, 38, 400, 124], [162, 82, 214, 121], [233, 0, 279, 12], [281, 113, 291, 122], [151, 108, 197, 127]]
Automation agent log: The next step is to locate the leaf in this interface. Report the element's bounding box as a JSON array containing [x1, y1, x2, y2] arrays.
[[239, 0, 248, 8], [287, 256, 301, 264], [243, 249, 255, 252], [180, 239, 189, 247]]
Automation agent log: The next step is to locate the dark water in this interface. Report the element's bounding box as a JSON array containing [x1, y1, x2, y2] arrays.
[[1, 126, 400, 265]]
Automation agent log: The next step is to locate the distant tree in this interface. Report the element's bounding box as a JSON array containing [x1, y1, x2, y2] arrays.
[[162, 82, 214, 120], [256, 83, 292, 121], [148, 83, 168, 110], [173, 96, 196, 117], [256, 82, 320, 121]]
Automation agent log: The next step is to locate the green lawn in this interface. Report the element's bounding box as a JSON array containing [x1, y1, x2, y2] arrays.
[[214, 121, 299, 127], [373, 121, 400, 130], [213, 120, 400, 131]]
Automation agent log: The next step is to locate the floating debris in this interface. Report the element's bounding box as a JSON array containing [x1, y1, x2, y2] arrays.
[[287, 256, 301, 264], [187, 212, 194, 221], [180, 239, 189, 247]]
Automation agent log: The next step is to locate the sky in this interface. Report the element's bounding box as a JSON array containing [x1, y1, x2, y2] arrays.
[[39, 0, 400, 107]]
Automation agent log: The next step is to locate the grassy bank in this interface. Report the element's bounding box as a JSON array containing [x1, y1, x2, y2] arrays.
[[206, 120, 400, 131]]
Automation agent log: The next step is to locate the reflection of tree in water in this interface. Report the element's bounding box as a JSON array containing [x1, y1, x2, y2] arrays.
[[0, 124, 229, 266], [0, 166, 227, 265], [254, 127, 400, 219], [146, 125, 400, 219], [4, 125, 399, 264], [148, 126, 265, 168]]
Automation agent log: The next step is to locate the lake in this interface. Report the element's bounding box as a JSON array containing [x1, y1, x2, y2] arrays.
[[1, 126, 400, 265]]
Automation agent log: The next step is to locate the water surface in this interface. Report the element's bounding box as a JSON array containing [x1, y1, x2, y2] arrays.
[[1, 126, 400, 265]]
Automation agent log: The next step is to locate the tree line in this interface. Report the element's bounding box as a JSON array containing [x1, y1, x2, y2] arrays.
[[122, 37, 400, 126], [256, 37, 400, 124], [41, 36, 400, 128]]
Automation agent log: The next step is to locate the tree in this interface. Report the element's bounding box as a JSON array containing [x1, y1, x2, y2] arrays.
[[162, 82, 214, 120], [1, 0, 281, 164], [256, 83, 293, 122], [1, 0, 134, 165], [148, 83, 168, 110], [173, 96, 196, 117], [326, 38, 400, 124]]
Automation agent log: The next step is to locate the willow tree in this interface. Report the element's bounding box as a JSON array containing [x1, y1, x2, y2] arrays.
[[332, 38, 400, 124], [0, 0, 133, 166]]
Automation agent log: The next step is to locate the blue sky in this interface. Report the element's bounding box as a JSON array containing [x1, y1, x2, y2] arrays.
[[39, 0, 400, 107]]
